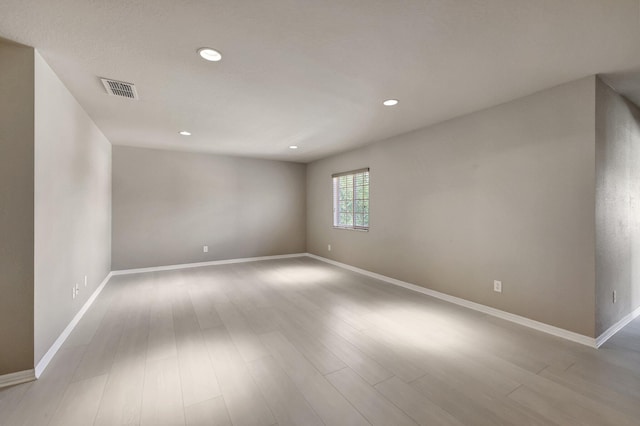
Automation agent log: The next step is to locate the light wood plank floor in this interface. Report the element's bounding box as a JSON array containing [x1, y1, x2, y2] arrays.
[[2, 257, 640, 425]]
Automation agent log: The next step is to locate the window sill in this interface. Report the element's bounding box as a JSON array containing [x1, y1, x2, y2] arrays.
[[332, 227, 369, 232]]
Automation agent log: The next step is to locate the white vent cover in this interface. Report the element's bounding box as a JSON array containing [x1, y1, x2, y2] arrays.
[[100, 78, 139, 100]]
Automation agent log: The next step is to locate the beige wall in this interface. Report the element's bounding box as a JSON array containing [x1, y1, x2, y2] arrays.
[[595, 78, 640, 335], [34, 53, 112, 364], [0, 40, 35, 375], [1, 49, 630, 376], [112, 146, 306, 270], [307, 77, 597, 337]]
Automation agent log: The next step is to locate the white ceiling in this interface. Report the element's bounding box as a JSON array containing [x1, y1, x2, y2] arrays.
[[1, 0, 639, 163]]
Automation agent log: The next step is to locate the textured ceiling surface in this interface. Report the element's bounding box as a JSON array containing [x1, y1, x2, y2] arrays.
[[1, 0, 639, 162]]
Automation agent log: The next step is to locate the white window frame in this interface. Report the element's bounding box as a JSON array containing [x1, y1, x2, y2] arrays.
[[332, 168, 369, 231]]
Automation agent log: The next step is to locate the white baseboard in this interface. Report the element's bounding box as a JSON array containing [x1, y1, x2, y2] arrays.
[[111, 253, 307, 276], [0, 369, 35, 389], [595, 305, 640, 348], [305, 253, 597, 348], [35, 272, 113, 378], [37, 250, 617, 381]]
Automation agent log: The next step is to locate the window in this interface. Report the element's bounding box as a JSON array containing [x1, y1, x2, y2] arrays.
[[332, 168, 369, 230]]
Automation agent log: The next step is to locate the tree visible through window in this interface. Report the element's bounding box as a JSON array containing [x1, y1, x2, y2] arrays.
[[332, 168, 369, 230]]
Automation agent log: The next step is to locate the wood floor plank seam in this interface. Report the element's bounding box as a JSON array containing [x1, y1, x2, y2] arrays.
[[505, 383, 523, 397], [88, 372, 110, 426], [321, 374, 377, 426]]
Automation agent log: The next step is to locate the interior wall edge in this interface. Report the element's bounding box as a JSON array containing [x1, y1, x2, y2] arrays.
[[0, 38, 35, 377], [594, 76, 640, 335], [595, 304, 640, 348]]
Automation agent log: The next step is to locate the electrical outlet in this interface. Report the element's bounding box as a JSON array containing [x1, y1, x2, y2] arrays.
[[328, 244, 331, 251], [613, 290, 617, 304], [493, 280, 502, 293], [203, 245, 209, 253], [72, 286, 76, 299], [84, 275, 88, 287]]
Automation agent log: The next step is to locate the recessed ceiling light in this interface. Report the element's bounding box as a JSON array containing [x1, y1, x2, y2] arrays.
[[289, 145, 298, 149], [179, 131, 191, 136], [383, 99, 399, 106], [197, 47, 222, 62]]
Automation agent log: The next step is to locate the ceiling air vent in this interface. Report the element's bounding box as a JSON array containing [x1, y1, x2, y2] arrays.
[[100, 78, 139, 100]]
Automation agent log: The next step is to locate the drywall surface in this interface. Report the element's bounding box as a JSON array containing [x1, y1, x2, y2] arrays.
[[308, 77, 597, 337], [595, 78, 640, 335], [112, 146, 306, 269], [0, 40, 35, 375], [34, 53, 112, 364]]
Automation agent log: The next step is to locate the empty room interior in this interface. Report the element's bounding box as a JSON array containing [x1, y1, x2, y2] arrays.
[[2, 1, 640, 425]]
